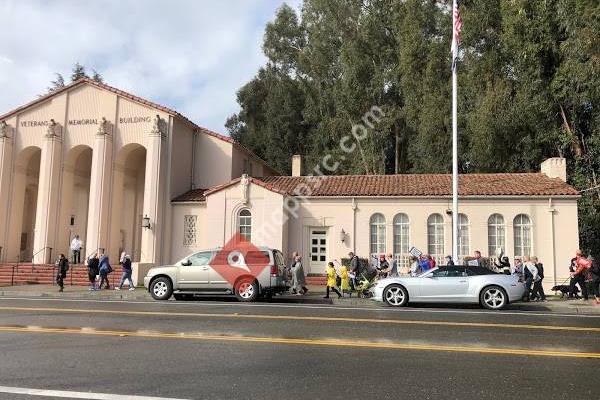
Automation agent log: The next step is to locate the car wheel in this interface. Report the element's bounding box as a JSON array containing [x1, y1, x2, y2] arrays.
[[480, 285, 507, 310], [150, 277, 173, 301], [235, 278, 259, 302], [383, 284, 408, 307]]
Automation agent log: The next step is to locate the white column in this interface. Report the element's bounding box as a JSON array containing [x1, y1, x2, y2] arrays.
[[140, 115, 166, 264], [33, 122, 63, 264], [86, 118, 113, 259], [0, 123, 14, 262]]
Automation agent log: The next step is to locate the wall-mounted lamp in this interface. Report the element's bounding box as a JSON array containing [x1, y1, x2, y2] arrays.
[[445, 209, 453, 216], [141, 215, 151, 230], [340, 228, 346, 243]]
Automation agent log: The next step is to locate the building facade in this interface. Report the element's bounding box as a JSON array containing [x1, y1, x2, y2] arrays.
[[0, 80, 580, 290], [0, 79, 275, 269]]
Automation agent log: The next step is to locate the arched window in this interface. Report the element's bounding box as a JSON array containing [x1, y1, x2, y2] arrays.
[[513, 214, 532, 257], [427, 214, 444, 256], [370, 213, 386, 255], [457, 213, 469, 257], [488, 214, 505, 257], [238, 209, 252, 242], [393, 213, 410, 257]]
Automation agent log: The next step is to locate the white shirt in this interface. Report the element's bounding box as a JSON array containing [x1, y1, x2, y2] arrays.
[[524, 262, 539, 281], [70, 238, 82, 251]]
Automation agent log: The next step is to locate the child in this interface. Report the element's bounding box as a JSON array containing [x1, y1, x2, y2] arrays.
[[324, 262, 342, 299], [339, 264, 351, 297]]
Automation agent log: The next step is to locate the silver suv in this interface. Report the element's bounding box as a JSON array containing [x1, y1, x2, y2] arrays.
[[143, 247, 288, 302]]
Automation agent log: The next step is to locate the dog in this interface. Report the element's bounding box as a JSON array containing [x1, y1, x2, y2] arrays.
[[551, 284, 580, 299]]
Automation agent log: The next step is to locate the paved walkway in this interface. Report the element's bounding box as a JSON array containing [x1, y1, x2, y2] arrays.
[[0, 284, 599, 314]]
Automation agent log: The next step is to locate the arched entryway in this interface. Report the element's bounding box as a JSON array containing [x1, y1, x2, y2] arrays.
[[108, 144, 146, 262], [7, 146, 41, 261], [57, 145, 92, 263]]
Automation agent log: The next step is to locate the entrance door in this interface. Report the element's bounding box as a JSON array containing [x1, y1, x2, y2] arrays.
[[309, 229, 328, 272]]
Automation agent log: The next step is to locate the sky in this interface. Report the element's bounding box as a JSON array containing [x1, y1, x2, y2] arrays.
[[0, 0, 300, 133]]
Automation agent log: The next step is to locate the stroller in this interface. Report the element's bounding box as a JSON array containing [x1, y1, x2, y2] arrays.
[[350, 262, 379, 298]]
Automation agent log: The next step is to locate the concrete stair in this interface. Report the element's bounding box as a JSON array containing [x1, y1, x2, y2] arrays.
[[0, 264, 123, 287]]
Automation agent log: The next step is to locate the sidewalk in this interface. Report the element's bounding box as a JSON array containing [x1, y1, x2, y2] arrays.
[[1, 284, 599, 314]]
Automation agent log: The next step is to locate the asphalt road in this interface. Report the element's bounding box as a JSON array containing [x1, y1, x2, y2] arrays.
[[0, 297, 598, 400]]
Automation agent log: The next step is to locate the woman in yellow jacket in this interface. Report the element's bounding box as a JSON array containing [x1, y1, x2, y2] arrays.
[[324, 262, 342, 299]]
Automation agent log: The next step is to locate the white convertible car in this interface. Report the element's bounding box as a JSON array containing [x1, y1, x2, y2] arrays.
[[371, 265, 526, 310]]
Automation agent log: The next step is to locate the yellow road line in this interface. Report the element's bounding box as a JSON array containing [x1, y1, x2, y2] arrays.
[[0, 306, 599, 333], [0, 325, 598, 359]]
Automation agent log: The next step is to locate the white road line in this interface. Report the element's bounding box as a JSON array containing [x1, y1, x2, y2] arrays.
[[0, 385, 189, 400], [1, 296, 598, 319]]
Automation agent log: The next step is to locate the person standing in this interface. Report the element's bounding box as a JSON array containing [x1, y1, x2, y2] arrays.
[[573, 250, 591, 301], [116, 254, 135, 290], [409, 256, 420, 276], [324, 262, 342, 299], [98, 254, 112, 290], [340, 263, 351, 296], [348, 252, 360, 289], [377, 254, 390, 278], [530, 256, 547, 301], [70, 235, 82, 264], [291, 254, 308, 295], [522, 256, 538, 302], [56, 254, 69, 292], [445, 255, 455, 266], [287, 251, 298, 292], [513, 258, 523, 279], [387, 254, 398, 277], [87, 253, 99, 291]]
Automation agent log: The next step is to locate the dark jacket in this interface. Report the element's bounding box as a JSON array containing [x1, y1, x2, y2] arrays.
[[536, 263, 544, 280], [88, 257, 99, 275], [59, 258, 69, 276], [350, 256, 359, 273], [591, 261, 600, 280], [121, 258, 132, 273], [99, 256, 112, 275]]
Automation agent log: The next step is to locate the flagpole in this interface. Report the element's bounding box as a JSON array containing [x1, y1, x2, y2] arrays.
[[452, 0, 459, 263]]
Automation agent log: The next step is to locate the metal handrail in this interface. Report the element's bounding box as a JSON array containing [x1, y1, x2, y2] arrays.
[[31, 247, 53, 265]]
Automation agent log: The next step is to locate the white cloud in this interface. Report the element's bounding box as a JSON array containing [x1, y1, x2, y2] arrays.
[[0, 0, 302, 132]]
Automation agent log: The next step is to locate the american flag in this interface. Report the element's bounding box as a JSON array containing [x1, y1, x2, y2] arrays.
[[451, 0, 462, 70]]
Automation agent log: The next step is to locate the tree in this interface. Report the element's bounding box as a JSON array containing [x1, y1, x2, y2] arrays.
[[229, 0, 600, 257], [46, 63, 104, 94], [71, 62, 87, 82], [47, 73, 65, 93]]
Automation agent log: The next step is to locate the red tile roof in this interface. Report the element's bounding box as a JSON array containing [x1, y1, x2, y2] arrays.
[[258, 174, 579, 197], [0, 78, 277, 174], [171, 188, 208, 203], [173, 173, 579, 201]]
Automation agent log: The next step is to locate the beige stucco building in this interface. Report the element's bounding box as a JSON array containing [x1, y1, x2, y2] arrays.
[[0, 79, 580, 289]]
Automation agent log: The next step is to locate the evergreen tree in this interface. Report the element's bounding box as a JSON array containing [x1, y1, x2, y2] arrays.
[[226, 0, 599, 255], [46, 63, 104, 94]]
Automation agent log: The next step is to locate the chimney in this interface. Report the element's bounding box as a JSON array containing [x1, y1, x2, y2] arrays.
[[292, 155, 302, 177], [541, 157, 567, 182]]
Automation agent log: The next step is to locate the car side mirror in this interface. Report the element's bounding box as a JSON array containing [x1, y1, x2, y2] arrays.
[[182, 259, 192, 266]]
